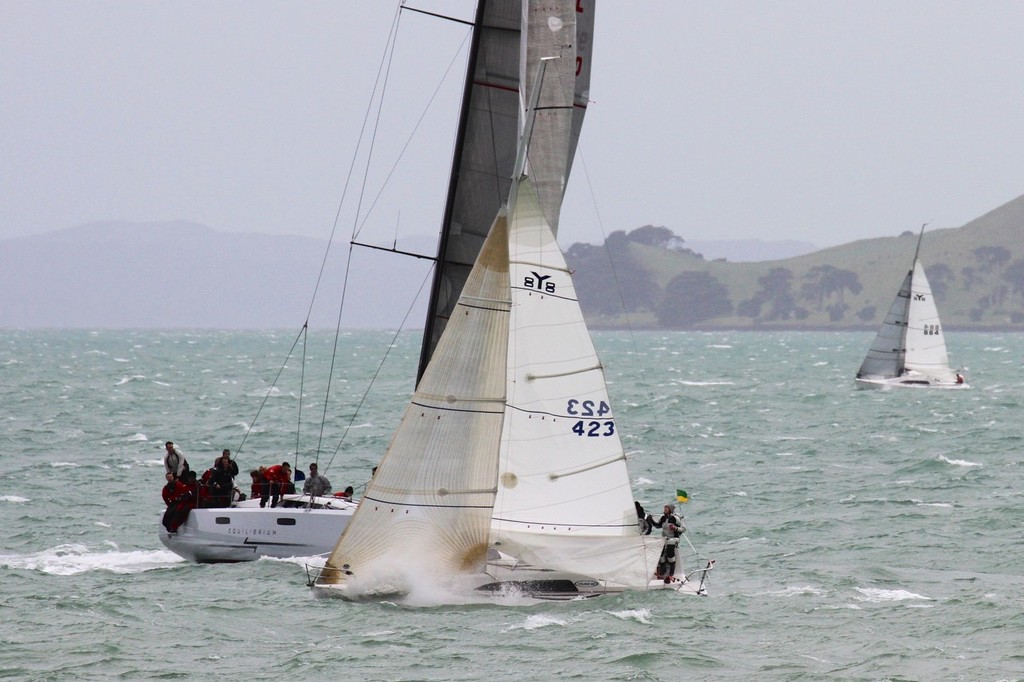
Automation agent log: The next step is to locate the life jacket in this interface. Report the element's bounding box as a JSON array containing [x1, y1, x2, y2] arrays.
[[661, 514, 683, 538]]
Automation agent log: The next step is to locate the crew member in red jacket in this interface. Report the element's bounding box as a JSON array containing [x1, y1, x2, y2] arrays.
[[262, 462, 292, 508], [161, 472, 192, 532]]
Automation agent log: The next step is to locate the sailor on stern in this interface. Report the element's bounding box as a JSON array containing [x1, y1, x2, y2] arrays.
[[648, 503, 685, 583]]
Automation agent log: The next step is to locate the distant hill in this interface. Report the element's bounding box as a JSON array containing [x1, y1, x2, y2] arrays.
[[3, 194, 1023, 330], [686, 238, 817, 262], [564, 194, 1024, 330], [0, 220, 434, 329]]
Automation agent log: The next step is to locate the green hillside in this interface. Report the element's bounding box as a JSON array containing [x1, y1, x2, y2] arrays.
[[567, 194, 1024, 330]]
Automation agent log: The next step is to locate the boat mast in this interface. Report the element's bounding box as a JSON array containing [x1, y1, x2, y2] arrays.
[[913, 222, 927, 265]]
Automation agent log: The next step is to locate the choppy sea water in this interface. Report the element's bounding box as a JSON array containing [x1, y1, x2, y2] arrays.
[[1, 329, 1021, 681]]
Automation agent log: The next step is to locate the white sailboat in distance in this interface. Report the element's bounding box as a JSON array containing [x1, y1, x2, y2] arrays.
[[855, 225, 967, 390]]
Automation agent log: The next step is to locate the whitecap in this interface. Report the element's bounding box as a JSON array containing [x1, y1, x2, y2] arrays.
[[939, 455, 982, 467], [917, 502, 953, 508], [1, 495, 29, 503], [754, 585, 827, 598], [707, 344, 733, 349], [0, 544, 184, 575], [853, 587, 931, 603], [259, 554, 326, 568], [678, 380, 735, 386], [51, 462, 79, 468], [115, 375, 147, 386], [608, 608, 652, 624], [127, 433, 149, 442], [113, 357, 131, 363], [510, 614, 568, 631]]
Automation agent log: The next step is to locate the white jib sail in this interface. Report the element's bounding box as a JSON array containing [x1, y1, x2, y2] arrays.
[[903, 260, 956, 381], [490, 174, 661, 588]]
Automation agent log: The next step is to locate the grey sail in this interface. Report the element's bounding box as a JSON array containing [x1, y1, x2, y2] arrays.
[[521, 1, 590, 235], [418, 0, 593, 382], [857, 269, 912, 379]]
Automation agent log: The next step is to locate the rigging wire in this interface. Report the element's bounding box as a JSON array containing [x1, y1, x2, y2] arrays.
[[314, 8, 469, 463], [232, 6, 405, 472], [295, 326, 308, 471], [321, 264, 436, 479], [302, 4, 404, 324], [234, 324, 308, 459], [233, 6, 472, 480], [351, 25, 472, 241], [313, 3, 411, 462]]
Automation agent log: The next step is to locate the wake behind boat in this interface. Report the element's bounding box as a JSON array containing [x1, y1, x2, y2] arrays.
[[855, 225, 968, 390]]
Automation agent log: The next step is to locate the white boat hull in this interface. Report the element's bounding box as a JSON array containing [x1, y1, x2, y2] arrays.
[[307, 551, 712, 601], [470, 557, 712, 599], [159, 495, 356, 563], [854, 376, 968, 390]]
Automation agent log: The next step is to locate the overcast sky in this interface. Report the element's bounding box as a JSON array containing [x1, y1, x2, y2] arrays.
[[4, 1, 1024, 250]]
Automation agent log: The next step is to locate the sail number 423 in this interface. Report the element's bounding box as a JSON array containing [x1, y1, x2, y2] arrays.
[[567, 399, 614, 437]]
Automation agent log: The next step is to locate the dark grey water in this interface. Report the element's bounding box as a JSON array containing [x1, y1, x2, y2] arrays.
[[1, 330, 1021, 680]]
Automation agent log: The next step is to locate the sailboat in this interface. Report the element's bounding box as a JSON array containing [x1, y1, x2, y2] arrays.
[[157, 0, 583, 564], [308, 1, 713, 600], [855, 226, 967, 390]]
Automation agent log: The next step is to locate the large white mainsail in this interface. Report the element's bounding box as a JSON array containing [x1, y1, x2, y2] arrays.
[[856, 227, 965, 389]]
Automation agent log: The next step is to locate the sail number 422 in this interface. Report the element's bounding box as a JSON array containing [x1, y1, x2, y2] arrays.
[[567, 399, 614, 437]]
